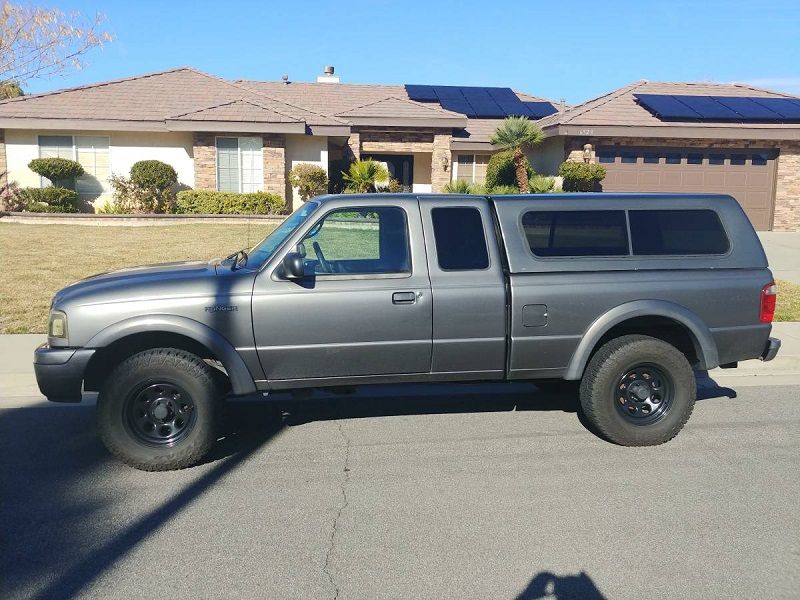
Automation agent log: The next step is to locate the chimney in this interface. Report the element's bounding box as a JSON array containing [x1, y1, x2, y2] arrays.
[[317, 65, 340, 83]]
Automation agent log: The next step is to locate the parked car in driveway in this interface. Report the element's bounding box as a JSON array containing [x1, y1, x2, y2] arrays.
[[34, 193, 781, 470]]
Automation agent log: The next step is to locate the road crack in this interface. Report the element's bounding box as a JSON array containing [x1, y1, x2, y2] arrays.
[[323, 420, 351, 600]]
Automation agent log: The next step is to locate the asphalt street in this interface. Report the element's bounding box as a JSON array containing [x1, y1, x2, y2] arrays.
[[1, 378, 798, 600]]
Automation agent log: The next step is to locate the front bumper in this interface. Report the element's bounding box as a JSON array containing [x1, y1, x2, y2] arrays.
[[33, 344, 95, 402], [760, 337, 781, 362]]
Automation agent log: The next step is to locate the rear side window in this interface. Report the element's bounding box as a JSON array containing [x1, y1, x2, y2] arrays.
[[522, 210, 629, 257], [431, 207, 490, 270], [629, 210, 729, 255]]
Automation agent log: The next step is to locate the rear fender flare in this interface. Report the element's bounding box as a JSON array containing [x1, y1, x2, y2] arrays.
[[564, 300, 719, 380]]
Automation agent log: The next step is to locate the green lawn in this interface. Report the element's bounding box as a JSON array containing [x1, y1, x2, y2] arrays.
[[1, 222, 798, 333]]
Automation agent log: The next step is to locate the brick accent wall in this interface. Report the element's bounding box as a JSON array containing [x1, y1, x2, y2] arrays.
[[0, 129, 7, 194], [775, 142, 800, 231], [192, 132, 286, 201], [262, 134, 286, 199], [192, 132, 216, 189], [360, 130, 436, 153], [564, 136, 799, 231], [431, 134, 452, 192]]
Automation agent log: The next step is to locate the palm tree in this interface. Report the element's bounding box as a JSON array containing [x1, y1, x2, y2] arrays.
[[489, 116, 544, 193], [342, 159, 389, 193]]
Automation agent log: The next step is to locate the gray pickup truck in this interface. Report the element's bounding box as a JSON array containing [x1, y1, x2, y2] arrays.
[[34, 193, 781, 470]]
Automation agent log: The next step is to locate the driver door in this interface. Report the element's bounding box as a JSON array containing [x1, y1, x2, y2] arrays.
[[251, 199, 432, 385]]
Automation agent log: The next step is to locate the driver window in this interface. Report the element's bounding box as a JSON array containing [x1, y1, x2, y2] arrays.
[[300, 207, 410, 276]]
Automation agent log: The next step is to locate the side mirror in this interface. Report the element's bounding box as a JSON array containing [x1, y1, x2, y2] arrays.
[[282, 252, 305, 280]]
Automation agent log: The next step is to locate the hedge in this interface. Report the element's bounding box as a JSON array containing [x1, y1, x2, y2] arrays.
[[14, 187, 80, 212], [175, 190, 285, 215]]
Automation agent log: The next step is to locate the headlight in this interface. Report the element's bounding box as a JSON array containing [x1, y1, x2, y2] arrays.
[[48, 310, 68, 339]]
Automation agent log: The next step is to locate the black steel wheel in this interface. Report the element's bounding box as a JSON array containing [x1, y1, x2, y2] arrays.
[[579, 334, 695, 446], [97, 348, 226, 471], [614, 363, 674, 425], [124, 382, 197, 447]]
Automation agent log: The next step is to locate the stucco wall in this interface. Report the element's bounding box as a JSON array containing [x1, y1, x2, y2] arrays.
[[285, 134, 328, 210], [3, 129, 195, 208], [529, 136, 565, 176], [412, 152, 432, 193]]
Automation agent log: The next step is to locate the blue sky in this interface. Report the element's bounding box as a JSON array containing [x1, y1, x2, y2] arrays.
[[25, 0, 800, 103]]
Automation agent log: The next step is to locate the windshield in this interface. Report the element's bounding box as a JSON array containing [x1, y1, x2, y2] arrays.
[[245, 201, 320, 269]]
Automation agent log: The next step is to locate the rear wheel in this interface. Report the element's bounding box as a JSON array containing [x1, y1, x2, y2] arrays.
[[97, 348, 226, 471], [579, 335, 695, 446]]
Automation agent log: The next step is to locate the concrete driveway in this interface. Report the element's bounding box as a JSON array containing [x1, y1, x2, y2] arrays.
[[2, 337, 798, 599], [759, 232, 800, 283]]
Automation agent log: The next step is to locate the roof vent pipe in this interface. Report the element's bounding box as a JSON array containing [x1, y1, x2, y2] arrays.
[[317, 65, 340, 83]]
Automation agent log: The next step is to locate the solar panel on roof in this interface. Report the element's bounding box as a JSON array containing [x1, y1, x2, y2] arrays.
[[711, 96, 781, 119], [439, 96, 476, 117], [678, 96, 740, 119], [462, 88, 506, 117], [523, 101, 558, 118], [405, 85, 437, 102], [749, 97, 800, 119], [634, 94, 703, 119]]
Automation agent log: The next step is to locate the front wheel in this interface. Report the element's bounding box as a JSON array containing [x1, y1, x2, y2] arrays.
[[97, 348, 226, 471], [579, 335, 696, 446]]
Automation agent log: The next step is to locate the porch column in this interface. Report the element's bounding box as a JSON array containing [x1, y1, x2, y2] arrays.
[[345, 132, 361, 161], [431, 133, 451, 192], [192, 132, 216, 190], [262, 134, 286, 200]]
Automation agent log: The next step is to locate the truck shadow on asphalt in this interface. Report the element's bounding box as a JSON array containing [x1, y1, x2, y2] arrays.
[[0, 378, 735, 599]]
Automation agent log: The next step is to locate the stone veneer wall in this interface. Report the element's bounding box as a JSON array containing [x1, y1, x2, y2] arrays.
[[355, 128, 452, 192], [564, 136, 799, 231], [192, 132, 286, 201]]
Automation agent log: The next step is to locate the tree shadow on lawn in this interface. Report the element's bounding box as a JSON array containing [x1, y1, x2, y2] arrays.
[[0, 378, 736, 599]]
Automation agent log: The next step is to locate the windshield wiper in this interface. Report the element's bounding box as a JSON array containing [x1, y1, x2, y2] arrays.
[[224, 249, 249, 271]]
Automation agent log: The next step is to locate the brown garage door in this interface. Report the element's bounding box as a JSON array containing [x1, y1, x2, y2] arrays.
[[597, 147, 778, 230]]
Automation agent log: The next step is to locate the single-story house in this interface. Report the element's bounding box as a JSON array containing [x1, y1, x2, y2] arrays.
[[0, 67, 797, 230]]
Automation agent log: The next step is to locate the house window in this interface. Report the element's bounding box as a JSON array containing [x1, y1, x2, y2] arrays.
[[216, 136, 264, 193], [455, 154, 490, 184], [38, 135, 110, 194]]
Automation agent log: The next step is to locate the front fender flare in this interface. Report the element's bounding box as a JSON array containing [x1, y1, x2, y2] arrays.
[[564, 300, 719, 380], [86, 315, 257, 396]]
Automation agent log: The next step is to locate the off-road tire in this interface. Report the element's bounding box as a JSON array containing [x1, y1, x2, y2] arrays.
[[97, 348, 225, 471], [579, 334, 695, 446]]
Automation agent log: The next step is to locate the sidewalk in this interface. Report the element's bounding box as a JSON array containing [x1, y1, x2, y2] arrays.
[[759, 232, 800, 284], [2, 324, 798, 401]]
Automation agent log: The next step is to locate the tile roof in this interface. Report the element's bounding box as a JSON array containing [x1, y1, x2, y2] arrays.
[[170, 99, 302, 123], [537, 80, 798, 130], [335, 96, 463, 120]]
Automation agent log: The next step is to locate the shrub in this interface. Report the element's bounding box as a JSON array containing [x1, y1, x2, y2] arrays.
[[380, 178, 404, 193], [14, 187, 79, 212], [342, 159, 389, 193], [444, 180, 488, 194], [559, 161, 607, 192], [175, 190, 285, 215], [529, 174, 556, 194], [488, 184, 520, 195], [485, 150, 533, 191], [108, 174, 174, 214], [130, 160, 178, 191], [288, 163, 328, 201], [28, 158, 84, 187]]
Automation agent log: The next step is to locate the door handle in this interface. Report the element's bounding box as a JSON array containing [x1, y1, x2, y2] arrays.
[[392, 291, 417, 304]]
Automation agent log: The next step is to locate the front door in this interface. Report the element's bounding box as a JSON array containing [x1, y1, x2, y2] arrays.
[[251, 198, 432, 385], [364, 154, 414, 192]]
